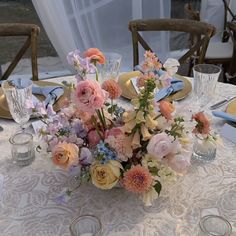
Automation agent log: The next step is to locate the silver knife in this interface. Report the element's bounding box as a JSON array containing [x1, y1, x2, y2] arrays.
[[210, 95, 236, 110]]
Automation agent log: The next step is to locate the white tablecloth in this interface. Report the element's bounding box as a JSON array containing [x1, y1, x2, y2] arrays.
[[0, 76, 236, 236]]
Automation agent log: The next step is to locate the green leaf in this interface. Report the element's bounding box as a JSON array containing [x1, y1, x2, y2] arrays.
[[154, 181, 162, 195]]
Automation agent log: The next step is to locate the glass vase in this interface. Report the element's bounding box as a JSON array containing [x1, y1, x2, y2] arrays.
[[192, 135, 216, 162]]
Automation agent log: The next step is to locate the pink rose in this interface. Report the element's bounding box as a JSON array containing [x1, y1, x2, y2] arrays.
[[74, 80, 108, 114], [147, 133, 177, 160], [165, 150, 191, 174], [88, 130, 102, 147]]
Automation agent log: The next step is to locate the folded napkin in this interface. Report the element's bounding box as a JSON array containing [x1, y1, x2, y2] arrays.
[[212, 111, 236, 123], [155, 79, 184, 102], [32, 85, 64, 108], [7, 78, 32, 89]]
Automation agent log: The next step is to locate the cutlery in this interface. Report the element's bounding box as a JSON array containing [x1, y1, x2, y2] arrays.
[[210, 96, 236, 110]]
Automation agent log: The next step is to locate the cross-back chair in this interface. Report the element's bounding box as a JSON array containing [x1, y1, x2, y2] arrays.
[[128, 18, 215, 75], [0, 23, 40, 81]]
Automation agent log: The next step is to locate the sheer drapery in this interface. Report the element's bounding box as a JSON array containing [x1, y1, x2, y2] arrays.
[[200, 0, 235, 42], [32, 0, 171, 71]]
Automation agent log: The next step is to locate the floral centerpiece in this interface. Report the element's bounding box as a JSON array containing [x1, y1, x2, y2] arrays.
[[34, 48, 216, 206]]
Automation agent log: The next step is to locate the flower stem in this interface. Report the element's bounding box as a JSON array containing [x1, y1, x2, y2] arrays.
[[91, 115, 103, 139], [95, 68, 99, 82]]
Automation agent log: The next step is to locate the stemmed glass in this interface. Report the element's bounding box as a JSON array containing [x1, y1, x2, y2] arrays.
[[99, 52, 122, 82], [2, 78, 33, 131]]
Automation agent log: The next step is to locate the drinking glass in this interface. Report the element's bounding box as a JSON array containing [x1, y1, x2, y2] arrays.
[[99, 52, 122, 82], [199, 215, 232, 236], [69, 215, 102, 236], [9, 132, 35, 166], [2, 78, 32, 130], [193, 64, 221, 107]]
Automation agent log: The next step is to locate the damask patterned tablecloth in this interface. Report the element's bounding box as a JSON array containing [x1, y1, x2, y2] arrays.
[[0, 76, 235, 236]]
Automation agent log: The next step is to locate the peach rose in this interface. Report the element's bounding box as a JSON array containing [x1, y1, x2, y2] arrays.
[[84, 48, 105, 64], [159, 100, 175, 121], [52, 142, 79, 169]]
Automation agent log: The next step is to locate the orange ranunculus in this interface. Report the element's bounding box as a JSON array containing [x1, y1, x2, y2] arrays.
[[52, 142, 79, 169], [192, 112, 210, 135], [159, 100, 175, 121], [83, 48, 106, 64]]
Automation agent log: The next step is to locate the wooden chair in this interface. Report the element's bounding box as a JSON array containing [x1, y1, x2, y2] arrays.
[[184, 1, 236, 82], [0, 23, 40, 81], [128, 18, 215, 75]]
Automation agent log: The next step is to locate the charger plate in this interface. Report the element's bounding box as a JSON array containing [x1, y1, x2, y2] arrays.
[[226, 99, 236, 115], [118, 71, 192, 101], [0, 80, 69, 120]]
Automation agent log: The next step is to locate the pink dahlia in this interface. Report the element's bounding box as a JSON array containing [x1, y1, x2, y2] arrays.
[[123, 165, 153, 193], [102, 79, 122, 99]]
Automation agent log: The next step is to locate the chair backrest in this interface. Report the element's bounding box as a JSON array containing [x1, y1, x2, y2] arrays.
[[0, 23, 40, 81], [128, 18, 215, 68]]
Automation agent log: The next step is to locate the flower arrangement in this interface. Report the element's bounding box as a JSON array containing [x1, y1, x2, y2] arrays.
[[35, 48, 216, 206]]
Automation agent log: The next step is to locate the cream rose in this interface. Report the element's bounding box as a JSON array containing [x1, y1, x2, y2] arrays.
[[90, 160, 122, 189], [147, 133, 177, 160]]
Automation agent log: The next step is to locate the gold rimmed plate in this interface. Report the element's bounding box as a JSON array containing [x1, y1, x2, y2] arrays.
[[226, 99, 236, 116], [118, 71, 192, 101], [0, 80, 69, 120]]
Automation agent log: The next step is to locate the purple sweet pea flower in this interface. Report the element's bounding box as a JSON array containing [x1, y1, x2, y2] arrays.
[[68, 165, 81, 176], [75, 73, 86, 82], [80, 147, 93, 165], [73, 119, 87, 138], [35, 102, 47, 115], [46, 104, 56, 117], [67, 49, 81, 65], [67, 50, 96, 77], [55, 188, 72, 204]]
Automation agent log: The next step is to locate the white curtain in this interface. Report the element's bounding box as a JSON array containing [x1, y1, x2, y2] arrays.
[[32, 0, 171, 71]]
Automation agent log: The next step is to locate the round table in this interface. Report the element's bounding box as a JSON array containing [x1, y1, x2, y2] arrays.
[[0, 76, 235, 236]]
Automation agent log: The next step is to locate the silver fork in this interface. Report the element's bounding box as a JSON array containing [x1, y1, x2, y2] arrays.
[[210, 95, 236, 110]]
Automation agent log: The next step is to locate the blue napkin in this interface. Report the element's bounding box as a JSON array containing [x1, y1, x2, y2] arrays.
[[7, 78, 32, 89], [212, 111, 236, 123], [32, 85, 64, 108], [155, 79, 184, 102]]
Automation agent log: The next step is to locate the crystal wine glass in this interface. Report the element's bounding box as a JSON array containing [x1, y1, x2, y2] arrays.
[[2, 78, 33, 131], [99, 52, 122, 82]]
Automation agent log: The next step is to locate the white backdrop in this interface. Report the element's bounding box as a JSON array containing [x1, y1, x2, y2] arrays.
[[32, 0, 171, 71]]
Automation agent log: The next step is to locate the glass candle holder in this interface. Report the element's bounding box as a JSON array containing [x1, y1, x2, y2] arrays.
[[192, 135, 216, 162], [69, 215, 102, 236], [199, 215, 232, 236], [9, 132, 35, 166]]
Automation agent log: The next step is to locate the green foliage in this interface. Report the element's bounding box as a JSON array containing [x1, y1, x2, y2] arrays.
[[154, 181, 162, 195], [165, 116, 185, 139]]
